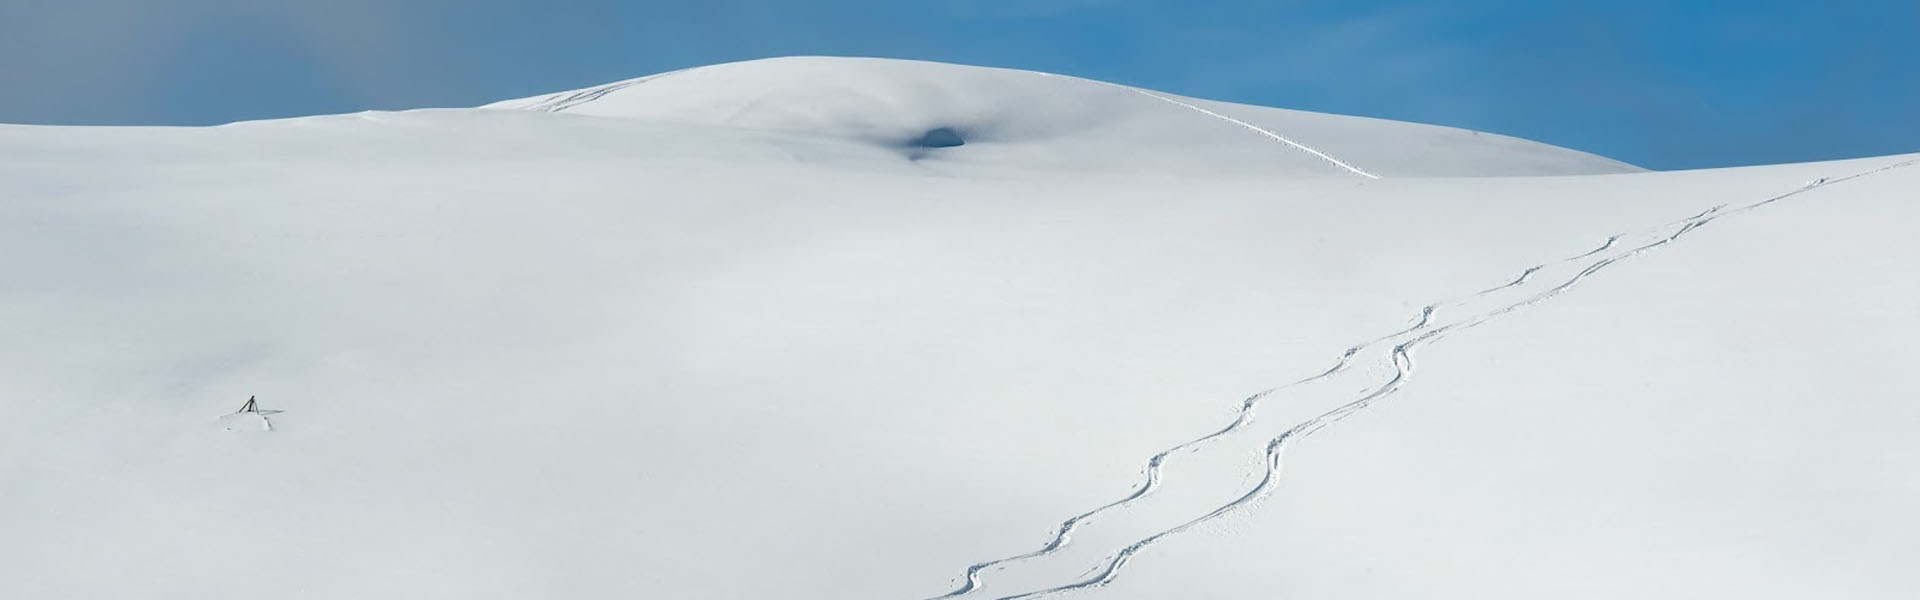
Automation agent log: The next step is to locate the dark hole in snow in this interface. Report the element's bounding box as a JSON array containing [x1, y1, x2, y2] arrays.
[[912, 127, 965, 148]]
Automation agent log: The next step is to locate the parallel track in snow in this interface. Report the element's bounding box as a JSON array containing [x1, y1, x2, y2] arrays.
[[924, 232, 1617, 600], [926, 157, 1916, 599]]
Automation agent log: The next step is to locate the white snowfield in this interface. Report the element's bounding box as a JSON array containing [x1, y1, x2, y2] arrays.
[[1, 57, 1915, 599]]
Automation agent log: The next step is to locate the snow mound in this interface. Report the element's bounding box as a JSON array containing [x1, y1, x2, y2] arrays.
[[485, 57, 1641, 178]]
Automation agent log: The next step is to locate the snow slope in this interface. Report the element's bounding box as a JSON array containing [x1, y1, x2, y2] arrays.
[[2, 57, 1915, 599], [485, 57, 1641, 179]]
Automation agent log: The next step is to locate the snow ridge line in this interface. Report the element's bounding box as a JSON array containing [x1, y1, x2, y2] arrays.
[[924, 235, 1618, 599], [993, 157, 1918, 599], [1023, 71, 1381, 179]]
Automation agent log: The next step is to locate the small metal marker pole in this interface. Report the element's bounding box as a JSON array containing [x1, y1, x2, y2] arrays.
[[233, 395, 277, 431]]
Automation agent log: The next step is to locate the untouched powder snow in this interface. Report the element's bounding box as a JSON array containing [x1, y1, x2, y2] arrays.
[[3, 57, 1916, 599]]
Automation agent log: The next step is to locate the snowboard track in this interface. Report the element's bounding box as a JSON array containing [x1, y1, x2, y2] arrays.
[[926, 157, 1916, 599]]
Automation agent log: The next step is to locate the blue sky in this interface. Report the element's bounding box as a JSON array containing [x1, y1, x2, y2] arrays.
[[1, 0, 1913, 169]]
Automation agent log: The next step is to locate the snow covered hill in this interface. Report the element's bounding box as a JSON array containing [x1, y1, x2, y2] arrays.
[[484, 57, 1640, 179], [2, 57, 1915, 600]]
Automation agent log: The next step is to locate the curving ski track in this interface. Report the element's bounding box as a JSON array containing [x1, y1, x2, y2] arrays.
[[996, 159, 1918, 599], [950, 158, 1916, 600], [926, 221, 1621, 599], [922, 354, 1349, 599]]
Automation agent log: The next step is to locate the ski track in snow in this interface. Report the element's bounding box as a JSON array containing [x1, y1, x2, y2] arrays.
[[513, 69, 690, 113], [926, 234, 1622, 599], [1117, 88, 1383, 180], [1026, 72, 1382, 180], [924, 226, 1614, 600], [930, 158, 1916, 600]]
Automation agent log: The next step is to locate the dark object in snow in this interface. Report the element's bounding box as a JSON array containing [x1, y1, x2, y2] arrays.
[[912, 127, 965, 148], [222, 396, 284, 432], [233, 395, 281, 416]]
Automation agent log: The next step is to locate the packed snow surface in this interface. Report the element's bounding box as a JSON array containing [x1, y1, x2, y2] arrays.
[[3, 57, 1915, 599]]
